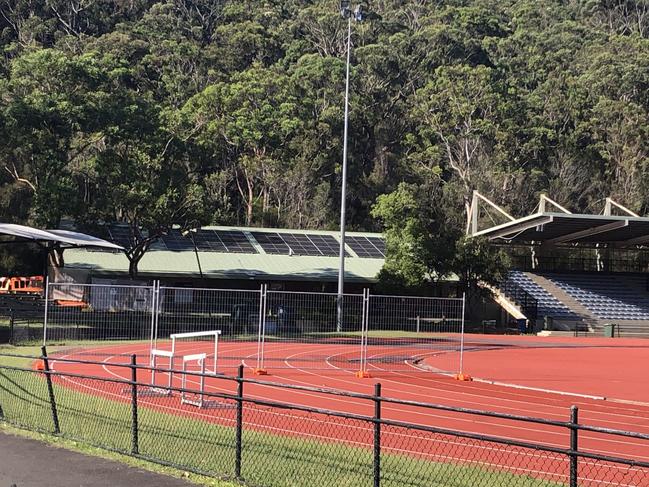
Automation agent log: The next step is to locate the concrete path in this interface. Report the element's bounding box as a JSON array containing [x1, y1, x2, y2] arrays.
[[0, 432, 196, 487]]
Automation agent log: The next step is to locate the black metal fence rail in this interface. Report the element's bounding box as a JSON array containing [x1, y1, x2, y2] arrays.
[[0, 296, 45, 344], [0, 350, 648, 487]]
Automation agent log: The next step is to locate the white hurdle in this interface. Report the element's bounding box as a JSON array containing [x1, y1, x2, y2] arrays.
[[169, 330, 222, 375], [180, 353, 208, 408], [147, 329, 221, 397], [179, 352, 232, 409], [148, 349, 174, 395]]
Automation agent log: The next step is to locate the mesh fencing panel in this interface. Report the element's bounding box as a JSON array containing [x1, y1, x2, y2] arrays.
[[259, 290, 364, 371], [45, 283, 154, 342], [365, 295, 465, 373], [155, 286, 262, 372]]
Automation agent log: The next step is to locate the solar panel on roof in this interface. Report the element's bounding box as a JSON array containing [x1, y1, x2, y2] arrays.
[[307, 234, 343, 257], [252, 232, 290, 254], [281, 234, 322, 256], [150, 229, 256, 254], [87, 225, 138, 252], [367, 237, 386, 256], [161, 230, 194, 251], [217, 230, 256, 253], [346, 236, 384, 258], [85, 226, 115, 252], [192, 230, 227, 252]]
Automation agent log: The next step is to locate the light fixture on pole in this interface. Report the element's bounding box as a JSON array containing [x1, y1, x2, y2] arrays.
[[336, 1, 367, 333], [182, 226, 204, 281]]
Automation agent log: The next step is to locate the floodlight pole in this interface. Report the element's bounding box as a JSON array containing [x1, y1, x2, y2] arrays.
[[337, 3, 359, 333]]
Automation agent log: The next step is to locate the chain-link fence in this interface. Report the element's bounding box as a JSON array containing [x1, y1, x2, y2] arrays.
[[1, 350, 649, 487]]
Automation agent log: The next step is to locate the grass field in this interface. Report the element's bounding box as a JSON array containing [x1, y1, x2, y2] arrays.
[[0, 345, 565, 486]]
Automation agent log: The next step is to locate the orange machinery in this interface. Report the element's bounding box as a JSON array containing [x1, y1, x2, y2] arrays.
[[0, 275, 44, 295]]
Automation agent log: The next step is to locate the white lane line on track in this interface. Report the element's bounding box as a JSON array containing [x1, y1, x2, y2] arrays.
[[51, 342, 649, 461], [370, 346, 649, 424], [361, 349, 649, 458], [274, 347, 585, 448], [366, 347, 649, 432]]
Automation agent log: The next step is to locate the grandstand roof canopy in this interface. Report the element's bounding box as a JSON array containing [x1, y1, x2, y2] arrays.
[[0, 223, 123, 250], [469, 193, 649, 247], [474, 212, 649, 247]]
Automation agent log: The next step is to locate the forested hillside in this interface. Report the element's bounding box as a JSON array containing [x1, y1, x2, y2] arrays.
[[1, 0, 647, 274]]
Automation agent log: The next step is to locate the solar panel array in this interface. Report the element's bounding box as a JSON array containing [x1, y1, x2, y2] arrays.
[[159, 230, 257, 254], [106, 226, 134, 249], [86, 225, 384, 258], [252, 232, 347, 257], [345, 236, 385, 258], [251, 232, 290, 254], [87, 226, 133, 252]]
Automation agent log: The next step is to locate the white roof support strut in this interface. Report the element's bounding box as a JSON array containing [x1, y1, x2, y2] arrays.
[[604, 198, 640, 217], [539, 194, 572, 214], [468, 190, 516, 235]]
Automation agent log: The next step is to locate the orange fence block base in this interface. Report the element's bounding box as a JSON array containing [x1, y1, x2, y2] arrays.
[[454, 373, 473, 381], [253, 368, 268, 376], [356, 370, 372, 379]]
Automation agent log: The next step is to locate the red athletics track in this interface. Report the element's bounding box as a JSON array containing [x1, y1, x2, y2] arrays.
[[49, 336, 649, 485]]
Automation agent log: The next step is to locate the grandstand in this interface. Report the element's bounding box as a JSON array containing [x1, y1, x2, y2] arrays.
[[470, 192, 649, 337]]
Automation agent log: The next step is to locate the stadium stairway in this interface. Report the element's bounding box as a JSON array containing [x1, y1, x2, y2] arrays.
[[525, 274, 593, 324], [500, 271, 587, 332]]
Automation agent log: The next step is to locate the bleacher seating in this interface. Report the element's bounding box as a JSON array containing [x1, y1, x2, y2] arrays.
[[544, 273, 649, 321], [505, 271, 581, 322]]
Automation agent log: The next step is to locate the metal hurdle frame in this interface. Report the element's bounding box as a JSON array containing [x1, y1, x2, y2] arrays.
[[180, 352, 233, 409], [146, 349, 174, 396], [148, 329, 221, 396], [180, 353, 208, 407], [170, 330, 221, 376]]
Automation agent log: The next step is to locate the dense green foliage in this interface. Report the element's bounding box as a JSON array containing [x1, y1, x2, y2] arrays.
[[1, 0, 647, 278]]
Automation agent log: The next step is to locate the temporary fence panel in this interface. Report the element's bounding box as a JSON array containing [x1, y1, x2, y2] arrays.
[[256, 290, 365, 371], [154, 285, 262, 372], [44, 282, 155, 343], [42, 281, 466, 376], [362, 293, 466, 375]]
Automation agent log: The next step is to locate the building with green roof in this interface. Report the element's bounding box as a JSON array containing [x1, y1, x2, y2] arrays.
[[55, 226, 386, 292]]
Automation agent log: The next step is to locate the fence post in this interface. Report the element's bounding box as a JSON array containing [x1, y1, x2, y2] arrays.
[[570, 405, 578, 487], [43, 277, 49, 345], [373, 382, 381, 487], [255, 284, 268, 374], [459, 293, 466, 375], [9, 309, 14, 344], [235, 364, 244, 478], [358, 289, 370, 377], [130, 354, 139, 455], [40, 345, 60, 434]]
